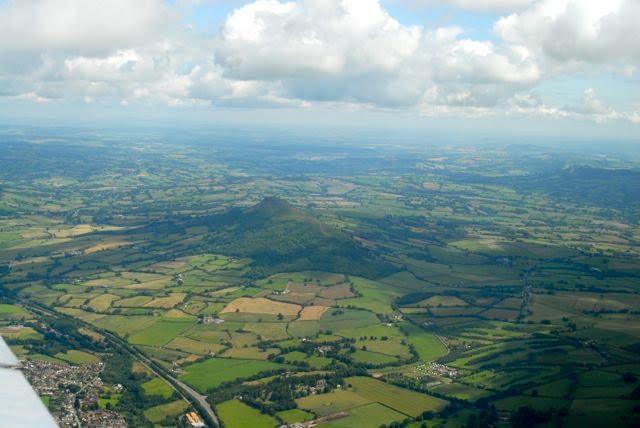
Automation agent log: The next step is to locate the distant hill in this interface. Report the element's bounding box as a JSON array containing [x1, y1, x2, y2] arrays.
[[184, 197, 398, 278], [522, 166, 640, 211], [447, 165, 640, 212]]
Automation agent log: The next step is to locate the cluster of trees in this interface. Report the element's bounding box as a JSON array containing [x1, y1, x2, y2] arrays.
[[102, 350, 180, 427], [208, 368, 366, 417]]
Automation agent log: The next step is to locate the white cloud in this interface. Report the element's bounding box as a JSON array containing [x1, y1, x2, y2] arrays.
[[0, 0, 173, 55], [217, 0, 422, 79], [387, 0, 535, 13], [0, 0, 637, 126], [213, 0, 541, 109], [495, 0, 640, 65]]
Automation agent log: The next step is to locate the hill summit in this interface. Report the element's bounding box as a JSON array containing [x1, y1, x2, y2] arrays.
[[242, 196, 303, 221]]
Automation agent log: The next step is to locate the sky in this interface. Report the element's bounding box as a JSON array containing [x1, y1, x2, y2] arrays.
[[0, 0, 639, 139]]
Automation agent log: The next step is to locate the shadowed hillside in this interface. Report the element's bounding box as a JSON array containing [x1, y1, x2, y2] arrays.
[[177, 197, 397, 278]]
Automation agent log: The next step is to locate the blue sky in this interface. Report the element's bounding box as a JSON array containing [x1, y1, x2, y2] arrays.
[[0, 0, 638, 139]]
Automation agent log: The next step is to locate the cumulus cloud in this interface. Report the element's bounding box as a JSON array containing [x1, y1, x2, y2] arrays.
[[213, 0, 541, 108], [0, 0, 173, 55], [0, 0, 637, 124], [495, 0, 640, 66], [387, 0, 535, 13], [217, 0, 422, 79]]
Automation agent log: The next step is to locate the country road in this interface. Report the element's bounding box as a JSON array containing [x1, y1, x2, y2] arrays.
[[109, 332, 219, 427], [174, 378, 218, 425]]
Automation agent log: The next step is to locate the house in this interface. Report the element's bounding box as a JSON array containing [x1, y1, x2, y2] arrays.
[[185, 411, 205, 428]]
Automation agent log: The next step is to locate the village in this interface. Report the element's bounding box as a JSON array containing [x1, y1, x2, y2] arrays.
[[21, 360, 126, 428]]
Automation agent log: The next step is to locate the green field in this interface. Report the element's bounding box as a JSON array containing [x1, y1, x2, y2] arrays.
[[141, 377, 174, 399], [346, 376, 448, 417], [323, 403, 406, 428], [217, 399, 278, 428], [431, 383, 492, 401], [276, 408, 314, 424], [179, 358, 287, 392], [0, 304, 30, 320], [143, 399, 189, 423], [54, 350, 100, 365], [297, 389, 373, 416], [128, 320, 194, 346], [400, 322, 448, 361]]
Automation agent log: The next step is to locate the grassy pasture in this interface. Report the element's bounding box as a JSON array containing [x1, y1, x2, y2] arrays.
[[359, 339, 412, 358], [113, 295, 153, 307], [91, 314, 159, 336], [525, 378, 573, 398], [296, 389, 373, 416], [179, 358, 287, 392], [430, 383, 492, 401], [128, 320, 194, 346], [244, 322, 290, 341], [282, 351, 332, 368], [222, 347, 278, 360], [229, 331, 259, 347], [287, 320, 321, 337], [322, 403, 406, 428], [143, 399, 189, 423], [184, 327, 230, 343], [144, 292, 186, 308], [0, 326, 42, 340], [351, 349, 398, 365], [276, 408, 314, 424], [55, 350, 100, 365], [400, 322, 448, 361], [141, 377, 174, 398], [125, 277, 172, 290], [87, 294, 119, 312], [339, 277, 401, 314], [165, 336, 224, 355], [346, 376, 448, 417], [319, 308, 379, 331], [217, 399, 278, 428], [0, 304, 31, 320]]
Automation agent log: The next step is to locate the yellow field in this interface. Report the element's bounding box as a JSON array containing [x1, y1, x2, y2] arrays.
[[84, 240, 134, 254], [13, 256, 50, 266], [221, 347, 278, 360], [87, 294, 119, 312], [221, 297, 301, 316], [165, 336, 225, 355], [164, 308, 192, 318], [131, 361, 153, 376], [124, 278, 172, 290], [50, 224, 123, 238], [78, 327, 104, 342], [148, 260, 187, 272], [298, 306, 330, 321], [144, 293, 186, 308]]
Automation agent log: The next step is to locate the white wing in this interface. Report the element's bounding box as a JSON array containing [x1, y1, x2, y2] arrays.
[[0, 337, 58, 428]]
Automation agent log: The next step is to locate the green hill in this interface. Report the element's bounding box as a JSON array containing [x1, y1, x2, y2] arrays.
[[196, 197, 396, 278]]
